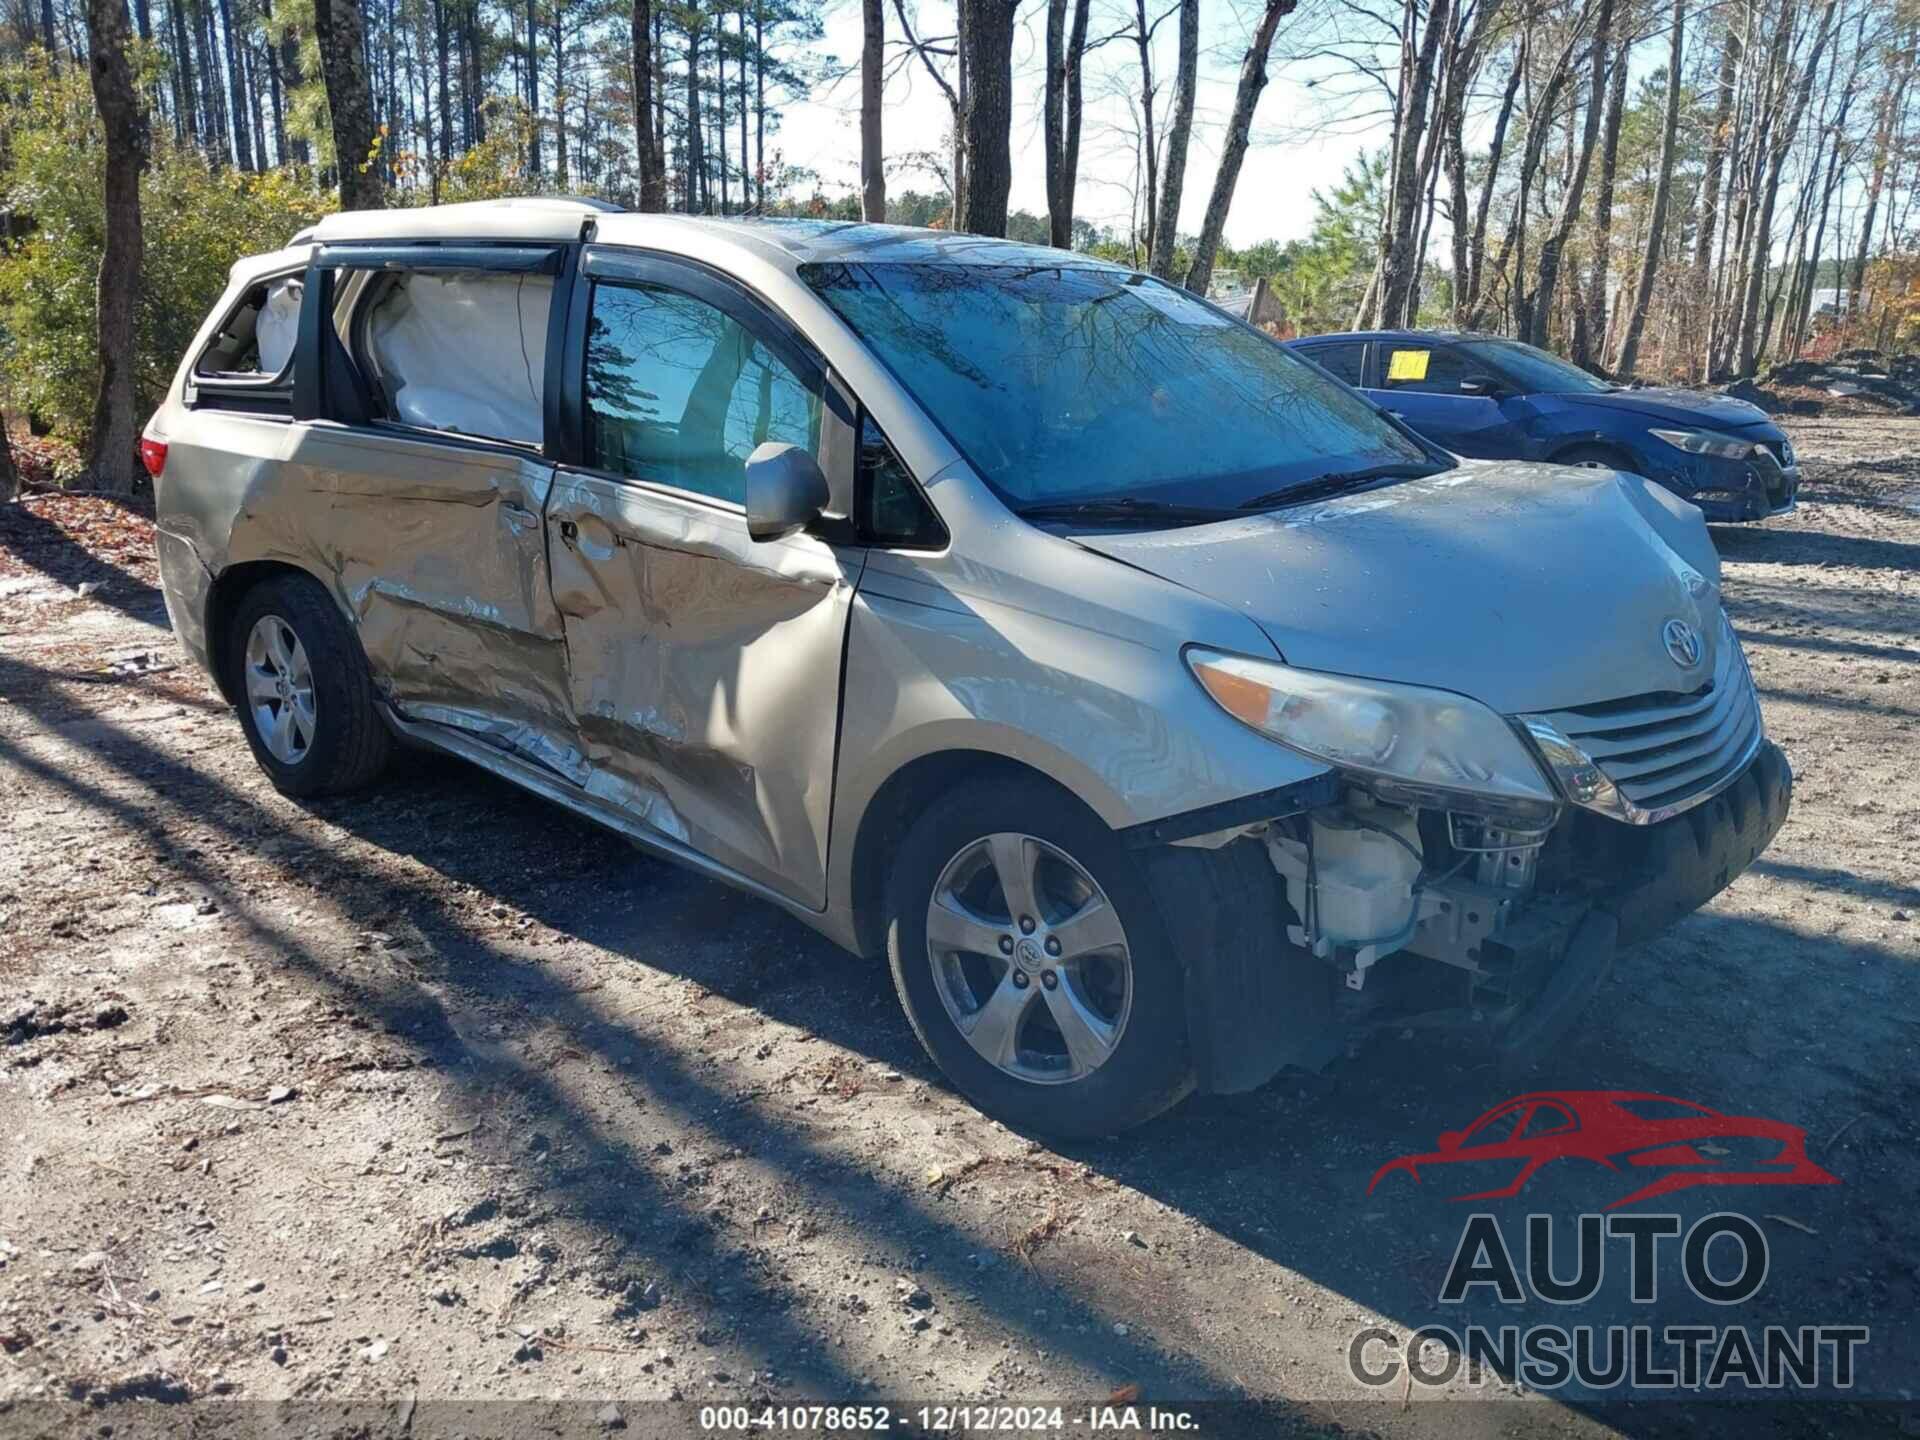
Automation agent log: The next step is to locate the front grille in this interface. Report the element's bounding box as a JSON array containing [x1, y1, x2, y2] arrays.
[[1527, 633, 1762, 817]]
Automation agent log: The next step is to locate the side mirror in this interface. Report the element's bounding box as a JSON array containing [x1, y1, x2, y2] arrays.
[[1437, 1130, 1463, 1152], [744, 442, 829, 542], [1459, 374, 1503, 398]]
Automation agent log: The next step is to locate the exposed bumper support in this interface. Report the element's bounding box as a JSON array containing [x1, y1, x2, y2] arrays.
[[1146, 742, 1791, 1091]]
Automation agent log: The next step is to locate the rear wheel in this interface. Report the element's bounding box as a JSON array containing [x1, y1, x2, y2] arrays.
[[884, 779, 1193, 1138], [226, 573, 391, 798]]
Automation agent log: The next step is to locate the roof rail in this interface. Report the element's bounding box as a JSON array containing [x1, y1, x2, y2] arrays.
[[292, 196, 625, 247]]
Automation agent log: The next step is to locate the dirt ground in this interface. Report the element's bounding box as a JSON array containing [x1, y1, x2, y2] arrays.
[[1, 421, 1917, 1439]]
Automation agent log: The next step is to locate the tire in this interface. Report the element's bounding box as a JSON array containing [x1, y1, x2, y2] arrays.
[[225, 572, 392, 798], [1555, 443, 1635, 473], [884, 778, 1193, 1139]]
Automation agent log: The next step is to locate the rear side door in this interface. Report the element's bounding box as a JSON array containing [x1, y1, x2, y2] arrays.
[[279, 242, 585, 778], [544, 247, 866, 908], [1365, 340, 1513, 457]]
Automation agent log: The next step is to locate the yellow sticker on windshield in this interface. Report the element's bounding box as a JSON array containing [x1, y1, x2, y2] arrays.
[[1388, 349, 1431, 382]]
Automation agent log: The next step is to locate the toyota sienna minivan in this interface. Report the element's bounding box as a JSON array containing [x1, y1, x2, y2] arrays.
[[146, 200, 1791, 1138]]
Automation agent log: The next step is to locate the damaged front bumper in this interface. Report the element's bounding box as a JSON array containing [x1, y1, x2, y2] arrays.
[[1146, 741, 1792, 1094]]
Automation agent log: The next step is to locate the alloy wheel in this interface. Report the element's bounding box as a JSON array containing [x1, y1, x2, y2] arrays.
[[925, 832, 1134, 1085], [243, 614, 316, 765]]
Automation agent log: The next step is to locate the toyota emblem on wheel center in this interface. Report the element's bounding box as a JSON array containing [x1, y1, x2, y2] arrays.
[[1662, 617, 1703, 668]]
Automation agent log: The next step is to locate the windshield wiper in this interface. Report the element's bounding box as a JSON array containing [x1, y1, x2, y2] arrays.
[[1013, 496, 1243, 527], [1238, 462, 1441, 512]]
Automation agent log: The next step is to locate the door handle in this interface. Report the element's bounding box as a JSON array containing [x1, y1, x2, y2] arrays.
[[1387, 410, 1408, 420]]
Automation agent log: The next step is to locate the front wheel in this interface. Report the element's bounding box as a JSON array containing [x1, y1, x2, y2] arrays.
[[884, 779, 1193, 1138]]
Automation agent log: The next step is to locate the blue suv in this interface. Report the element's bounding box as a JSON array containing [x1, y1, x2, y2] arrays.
[[1288, 330, 1799, 523]]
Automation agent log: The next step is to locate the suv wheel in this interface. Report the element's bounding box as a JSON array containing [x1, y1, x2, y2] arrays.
[[885, 779, 1193, 1138], [227, 573, 392, 798]]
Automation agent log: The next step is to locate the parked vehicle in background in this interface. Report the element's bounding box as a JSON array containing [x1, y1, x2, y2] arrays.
[[1289, 330, 1799, 523], [147, 201, 1791, 1139]]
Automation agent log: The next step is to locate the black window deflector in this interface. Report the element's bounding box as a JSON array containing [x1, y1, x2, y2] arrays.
[[314, 243, 563, 275]]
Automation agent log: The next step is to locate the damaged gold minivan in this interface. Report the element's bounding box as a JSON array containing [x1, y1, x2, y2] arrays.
[[148, 200, 1790, 1138]]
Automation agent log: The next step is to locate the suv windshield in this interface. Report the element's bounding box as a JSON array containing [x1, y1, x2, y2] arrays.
[[1460, 338, 1613, 395], [801, 262, 1443, 514]]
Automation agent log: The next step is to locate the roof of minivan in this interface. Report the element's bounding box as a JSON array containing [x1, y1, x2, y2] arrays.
[[289, 200, 1121, 273]]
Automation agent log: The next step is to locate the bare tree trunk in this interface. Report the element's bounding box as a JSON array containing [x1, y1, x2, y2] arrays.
[[433, 0, 452, 164], [219, 0, 256, 167], [684, 2, 704, 213], [263, 0, 288, 164], [1474, 22, 1580, 332], [1576, 23, 1630, 369], [738, 7, 748, 210], [1521, 0, 1612, 348], [551, 4, 567, 189], [1459, 32, 1524, 326], [1183, 0, 1297, 294], [0, 419, 18, 505], [860, 0, 885, 220], [957, 0, 1015, 235], [1131, 0, 1158, 258], [1735, 0, 1839, 376], [313, 0, 384, 206], [1374, 0, 1453, 327], [524, 0, 541, 175], [1148, 0, 1199, 277], [85, 0, 149, 496], [1848, 27, 1913, 316], [1044, 0, 1091, 248], [170, 0, 200, 143], [1616, 0, 1685, 378], [753, 1, 764, 209], [633, 0, 664, 209], [1692, 20, 1739, 280]]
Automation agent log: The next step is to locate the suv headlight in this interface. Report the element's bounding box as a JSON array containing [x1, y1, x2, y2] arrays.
[[1649, 428, 1758, 461], [1186, 648, 1557, 805]]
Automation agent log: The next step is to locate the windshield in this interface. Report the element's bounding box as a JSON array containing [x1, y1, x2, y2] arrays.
[[1460, 338, 1613, 395], [801, 262, 1440, 511]]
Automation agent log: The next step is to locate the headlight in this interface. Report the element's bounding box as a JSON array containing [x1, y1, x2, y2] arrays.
[[1186, 648, 1557, 805], [1649, 428, 1759, 461]]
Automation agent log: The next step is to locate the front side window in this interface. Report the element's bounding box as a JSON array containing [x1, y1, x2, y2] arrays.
[[859, 413, 944, 547], [801, 261, 1438, 513], [1459, 338, 1613, 395], [585, 280, 821, 505]]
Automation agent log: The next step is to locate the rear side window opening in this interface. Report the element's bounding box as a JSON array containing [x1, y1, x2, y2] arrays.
[[190, 274, 303, 412]]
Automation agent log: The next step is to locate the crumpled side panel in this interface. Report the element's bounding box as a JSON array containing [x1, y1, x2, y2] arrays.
[[261, 425, 580, 773], [546, 473, 859, 908]]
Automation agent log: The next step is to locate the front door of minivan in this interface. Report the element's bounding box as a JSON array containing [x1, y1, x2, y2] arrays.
[[282, 244, 585, 779], [544, 247, 865, 908]]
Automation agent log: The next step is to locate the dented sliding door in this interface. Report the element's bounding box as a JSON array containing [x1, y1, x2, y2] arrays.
[[270, 243, 583, 778]]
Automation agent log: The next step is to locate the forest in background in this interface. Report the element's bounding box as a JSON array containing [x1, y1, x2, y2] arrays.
[[1, 0, 1918, 493]]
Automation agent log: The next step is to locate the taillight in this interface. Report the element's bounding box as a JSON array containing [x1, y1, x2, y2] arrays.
[[139, 435, 167, 478]]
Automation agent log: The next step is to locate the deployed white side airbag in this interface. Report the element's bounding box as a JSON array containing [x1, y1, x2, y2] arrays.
[[364, 272, 552, 445], [255, 277, 302, 375]]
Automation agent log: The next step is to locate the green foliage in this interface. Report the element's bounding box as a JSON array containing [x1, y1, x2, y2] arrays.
[[0, 50, 333, 439]]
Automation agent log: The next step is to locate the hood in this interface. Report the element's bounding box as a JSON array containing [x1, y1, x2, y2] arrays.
[[1559, 386, 1776, 432], [1073, 462, 1724, 715]]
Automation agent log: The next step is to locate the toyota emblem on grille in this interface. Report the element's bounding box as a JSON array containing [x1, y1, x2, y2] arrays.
[[1662, 618, 1703, 668]]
